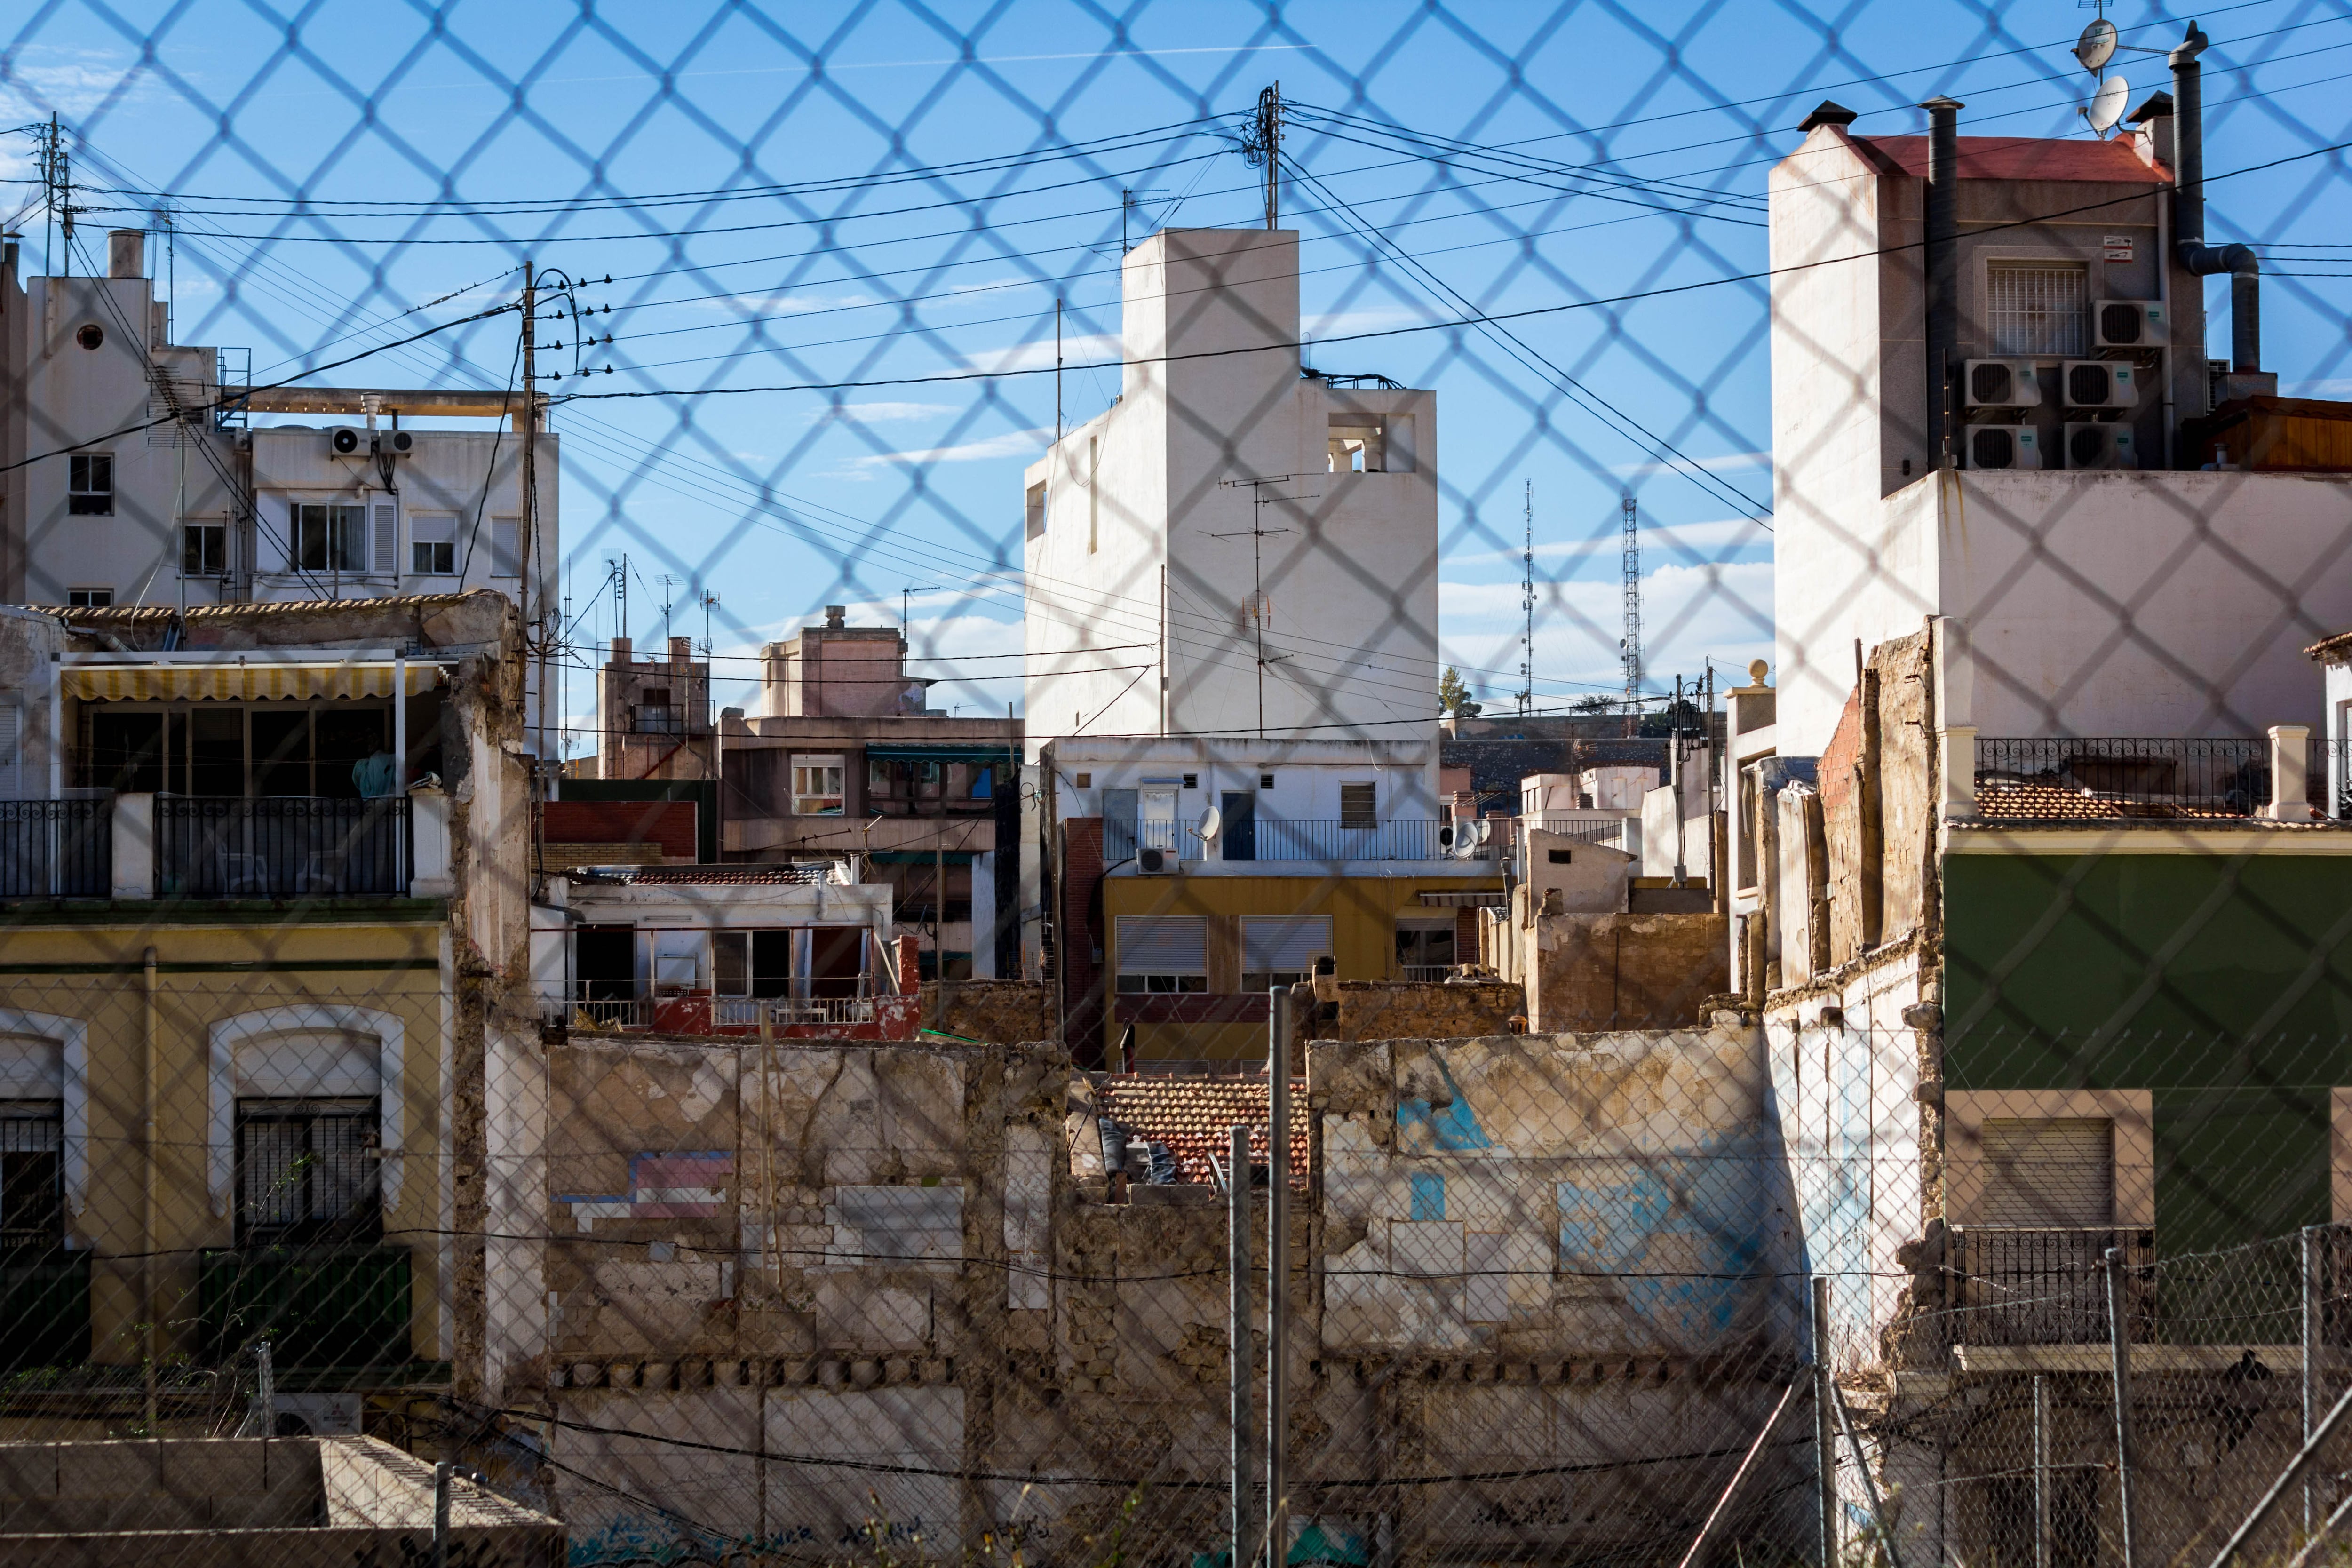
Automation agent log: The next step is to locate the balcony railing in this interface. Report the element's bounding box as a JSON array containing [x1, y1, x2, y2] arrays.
[[157, 796, 411, 898], [546, 981, 882, 1033], [1944, 1226, 2156, 1345], [1105, 817, 1501, 865], [1975, 737, 2268, 820], [1399, 963, 1457, 983], [0, 799, 112, 898], [198, 1243, 413, 1369], [0, 1249, 91, 1368]]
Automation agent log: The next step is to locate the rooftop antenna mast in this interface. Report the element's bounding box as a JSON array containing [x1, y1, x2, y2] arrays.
[[1621, 493, 1642, 721], [1215, 473, 1317, 739], [1518, 480, 1534, 717]]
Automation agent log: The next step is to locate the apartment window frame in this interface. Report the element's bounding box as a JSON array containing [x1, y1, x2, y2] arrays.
[[792, 753, 847, 816], [1339, 781, 1378, 830], [1985, 259, 2090, 359], [232, 1096, 382, 1246], [65, 589, 113, 609], [1114, 914, 1208, 995], [1242, 914, 1333, 993], [67, 454, 114, 516], [409, 511, 457, 577], [292, 501, 369, 573], [0, 1101, 65, 1250], [182, 519, 229, 577]]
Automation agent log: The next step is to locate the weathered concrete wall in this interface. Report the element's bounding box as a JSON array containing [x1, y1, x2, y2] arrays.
[[919, 978, 1057, 1043], [1527, 913, 1729, 1031], [1325, 980, 1522, 1043]]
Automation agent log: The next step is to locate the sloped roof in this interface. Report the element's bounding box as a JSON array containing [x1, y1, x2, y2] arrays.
[[1847, 133, 2170, 185], [1098, 1074, 1309, 1186], [2306, 630, 2352, 661]]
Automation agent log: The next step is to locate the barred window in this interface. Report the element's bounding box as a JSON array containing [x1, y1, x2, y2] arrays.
[[0, 1103, 64, 1247], [1985, 263, 2087, 358], [235, 1098, 380, 1244]]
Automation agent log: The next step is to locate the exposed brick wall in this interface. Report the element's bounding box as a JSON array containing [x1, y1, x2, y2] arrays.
[[541, 799, 698, 859], [1060, 817, 1107, 1067], [1818, 686, 1865, 966]]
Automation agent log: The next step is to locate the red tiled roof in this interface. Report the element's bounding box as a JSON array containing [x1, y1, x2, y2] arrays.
[[1848, 133, 2170, 185], [2309, 630, 2352, 661], [603, 864, 834, 884], [1098, 1074, 1309, 1186], [1974, 781, 2270, 824]]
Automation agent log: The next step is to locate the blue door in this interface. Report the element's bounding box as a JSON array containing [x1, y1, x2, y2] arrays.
[[1221, 791, 1256, 861]]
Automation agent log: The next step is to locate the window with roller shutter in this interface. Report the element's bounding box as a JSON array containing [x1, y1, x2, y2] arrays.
[[1115, 915, 1207, 994], [1241, 915, 1331, 990], [1981, 1118, 2114, 1226]]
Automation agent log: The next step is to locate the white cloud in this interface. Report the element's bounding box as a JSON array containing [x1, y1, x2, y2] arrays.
[[805, 401, 958, 424], [0, 50, 151, 181], [961, 332, 1120, 375], [846, 427, 1050, 470], [1610, 449, 1772, 478], [1301, 306, 1434, 342]]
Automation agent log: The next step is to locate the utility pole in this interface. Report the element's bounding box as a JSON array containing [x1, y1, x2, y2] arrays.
[[521, 260, 547, 826], [1055, 297, 1063, 446], [1244, 85, 1283, 230], [1621, 493, 1642, 723], [1519, 479, 1534, 717], [660, 573, 675, 642], [1215, 474, 1316, 740]]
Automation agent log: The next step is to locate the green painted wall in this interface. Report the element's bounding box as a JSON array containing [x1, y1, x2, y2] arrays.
[[1944, 850, 2352, 1256]]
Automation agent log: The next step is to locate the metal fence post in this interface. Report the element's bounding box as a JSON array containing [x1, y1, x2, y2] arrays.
[[1815, 1275, 1837, 1567], [1231, 1123, 1255, 1568], [256, 1338, 273, 1439], [2107, 1247, 2139, 1568], [2034, 1374, 2052, 1568], [1267, 987, 1290, 1568], [2307, 1225, 2325, 1535], [433, 1459, 452, 1568]]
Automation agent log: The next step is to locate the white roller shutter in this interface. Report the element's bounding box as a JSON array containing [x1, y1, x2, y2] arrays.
[[1116, 916, 1207, 976], [1241, 915, 1332, 973], [1981, 1118, 2113, 1226]]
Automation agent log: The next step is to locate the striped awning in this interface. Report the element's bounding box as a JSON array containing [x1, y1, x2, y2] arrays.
[[64, 663, 441, 702]]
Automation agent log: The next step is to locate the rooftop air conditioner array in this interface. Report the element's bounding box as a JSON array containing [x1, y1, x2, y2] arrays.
[[2064, 422, 2138, 470], [1964, 359, 2042, 408], [2094, 299, 2167, 349], [327, 426, 367, 455], [1964, 424, 2042, 470], [2063, 361, 2139, 408], [327, 427, 415, 457]]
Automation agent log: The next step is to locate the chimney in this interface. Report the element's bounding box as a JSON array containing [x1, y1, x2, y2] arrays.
[[668, 635, 692, 667], [1921, 96, 1963, 469], [2170, 23, 2261, 374], [824, 605, 847, 629], [611, 636, 632, 665], [108, 230, 146, 280]]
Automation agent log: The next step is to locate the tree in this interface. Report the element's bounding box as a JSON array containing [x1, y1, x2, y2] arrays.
[[1438, 665, 1468, 713], [1571, 693, 1617, 714]]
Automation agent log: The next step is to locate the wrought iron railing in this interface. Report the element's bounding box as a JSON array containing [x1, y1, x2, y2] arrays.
[[1945, 1226, 2157, 1345], [1106, 817, 1501, 865], [156, 796, 411, 898], [1974, 737, 2269, 820], [1399, 964, 1456, 983], [545, 981, 882, 1031], [0, 798, 112, 899]]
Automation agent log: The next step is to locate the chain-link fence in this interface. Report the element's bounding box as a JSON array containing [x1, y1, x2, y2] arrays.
[[4, 0, 2352, 1561]]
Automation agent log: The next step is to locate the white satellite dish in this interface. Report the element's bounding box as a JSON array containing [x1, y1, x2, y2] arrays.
[[2085, 74, 2130, 137], [1472, 819, 1494, 847], [1196, 804, 1223, 842], [2076, 17, 2119, 73]]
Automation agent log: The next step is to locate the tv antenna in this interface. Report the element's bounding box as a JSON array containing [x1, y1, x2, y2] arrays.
[[1620, 494, 1642, 719], [1518, 480, 1534, 718], [1214, 472, 1318, 738]]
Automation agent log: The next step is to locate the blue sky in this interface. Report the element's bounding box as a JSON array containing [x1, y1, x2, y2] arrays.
[[5, 0, 2347, 753]]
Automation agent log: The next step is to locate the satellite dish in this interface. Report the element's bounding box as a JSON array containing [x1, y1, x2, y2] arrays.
[[1196, 805, 1223, 843], [1472, 819, 1494, 847], [2085, 74, 2130, 136], [2076, 17, 2119, 73]]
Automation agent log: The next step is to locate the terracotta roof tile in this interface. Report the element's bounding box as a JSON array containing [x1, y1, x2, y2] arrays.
[[1098, 1074, 1309, 1186], [1847, 133, 2169, 185], [1974, 780, 2246, 822]]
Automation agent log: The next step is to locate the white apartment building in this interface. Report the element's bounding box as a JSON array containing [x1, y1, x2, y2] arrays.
[[0, 232, 554, 617], [1022, 226, 1440, 747]]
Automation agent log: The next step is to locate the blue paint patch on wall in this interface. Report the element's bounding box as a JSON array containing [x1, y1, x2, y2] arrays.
[[1397, 1055, 1492, 1150], [1554, 1131, 1783, 1346], [1409, 1171, 1447, 1221]]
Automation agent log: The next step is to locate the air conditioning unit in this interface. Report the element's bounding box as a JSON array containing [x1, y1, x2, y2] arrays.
[[2063, 360, 2139, 409], [1963, 359, 2042, 408], [2063, 422, 2138, 470], [1964, 423, 2042, 471], [381, 428, 415, 456], [326, 426, 369, 456], [2094, 299, 2166, 349], [1136, 844, 1177, 875]]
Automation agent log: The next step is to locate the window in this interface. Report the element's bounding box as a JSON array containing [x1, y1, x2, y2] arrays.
[[372, 503, 397, 575], [793, 754, 845, 815], [0, 1103, 64, 1248], [713, 931, 751, 997], [292, 502, 367, 573], [67, 454, 113, 516], [1025, 481, 1046, 541], [1986, 262, 2089, 358], [66, 589, 112, 608], [1982, 1118, 2114, 1226], [1340, 782, 1377, 829], [183, 520, 228, 577], [635, 687, 682, 734], [1243, 915, 1332, 991], [409, 512, 457, 575], [0, 707, 21, 798], [234, 1098, 380, 1244], [1396, 921, 1457, 979], [74, 323, 103, 351], [1115, 915, 1208, 994], [1328, 419, 1385, 473], [1087, 437, 1099, 553], [1258, 772, 1275, 790]]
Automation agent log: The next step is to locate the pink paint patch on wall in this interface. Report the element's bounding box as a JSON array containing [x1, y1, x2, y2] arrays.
[[557, 1151, 733, 1230]]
